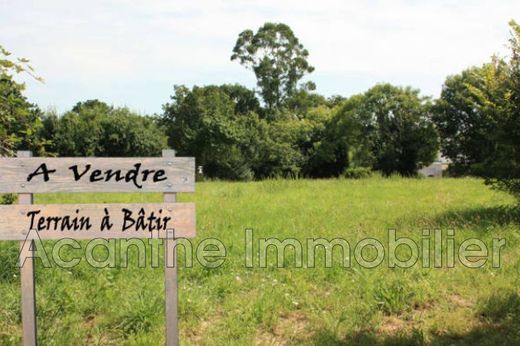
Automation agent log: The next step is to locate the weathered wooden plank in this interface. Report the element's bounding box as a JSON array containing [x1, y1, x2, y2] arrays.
[[0, 203, 196, 240], [0, 157, 195, 193], [163, 149, 179, 346], [17, 151, 37, 346]]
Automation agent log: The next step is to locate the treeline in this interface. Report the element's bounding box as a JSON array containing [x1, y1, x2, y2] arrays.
[[26, 82, 437, 180], [1, 21, 519, 197], [41, 100, 167, 157], [161, 83, 437, 179]]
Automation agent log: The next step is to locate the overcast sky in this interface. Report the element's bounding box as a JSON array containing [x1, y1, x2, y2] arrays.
[[2, 0, 519, 114]]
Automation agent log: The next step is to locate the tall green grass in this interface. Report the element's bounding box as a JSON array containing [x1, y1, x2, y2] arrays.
[[0, 177, 519, 345]]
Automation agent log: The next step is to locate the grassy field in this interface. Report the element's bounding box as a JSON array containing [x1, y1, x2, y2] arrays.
[[1, 177, 520, 345]]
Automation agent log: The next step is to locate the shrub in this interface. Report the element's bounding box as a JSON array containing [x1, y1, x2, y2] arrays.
[[343, 167, 372, 179]]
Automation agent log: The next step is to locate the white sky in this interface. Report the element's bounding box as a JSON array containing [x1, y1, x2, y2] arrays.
[[2, 0, 518, 114]]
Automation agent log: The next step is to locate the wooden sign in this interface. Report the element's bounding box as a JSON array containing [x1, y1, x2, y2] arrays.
[[0, 203, 196, 240], [0, 150, 193, 346], [0, 157, 195, 193]]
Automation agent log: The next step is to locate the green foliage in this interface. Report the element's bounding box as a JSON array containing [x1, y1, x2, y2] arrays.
[[1, 194, 16, 204], [0, 45, 43, 82], [0, 45, 46, 156], [315, 84, 438, 177], [42, 100, 167, 157], [432, 60, 510, 175], [305, 96, 363, 177], [343, 167, 372, 179], [488, 20, 520, 198], [163, 84, 329, 179], [162, 82, 438, 180], [255, 106, 335, 179], [231, 22, 314, 114], [162, 85, 261, 180], [256, 117, 305, 178], [218, 83, 263, 116], [284, 82, 326, 116], [433, 20, 520, 198], [359, 84, 438, 176], [161, 84, 339, 180]]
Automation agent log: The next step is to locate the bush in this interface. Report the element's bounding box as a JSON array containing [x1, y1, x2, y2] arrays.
[[343, 167, 372, 179]]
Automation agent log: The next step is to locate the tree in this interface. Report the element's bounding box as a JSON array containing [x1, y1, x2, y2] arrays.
[[494, 20, 520, 197], [433, 20, 520, 198], [162, 85, 260, 180], [42, 100, 107, 156], [231, 22, 314, 114], [316, 84, 438, 177], [432, 60, 510, 175], [359, 84, 438, 176], [305, 96, 363, 177], [0, 45, 45, 156], [42, 100, 167, 157], [98, 109, 168, 157], [160, 84, 331, 179]]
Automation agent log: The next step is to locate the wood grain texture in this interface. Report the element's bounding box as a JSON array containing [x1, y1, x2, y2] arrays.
[[163, 149, 179, 346], [0, 157, 195, 193], [0, 203, 196, 240], [17, 151, 37, 346]]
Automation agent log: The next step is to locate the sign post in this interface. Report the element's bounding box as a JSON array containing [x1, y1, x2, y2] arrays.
[[18, 151, 37, 346], [163, 149, 178, 346], [0, 151, 196, 345]]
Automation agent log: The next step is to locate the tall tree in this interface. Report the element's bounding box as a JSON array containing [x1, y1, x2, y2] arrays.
[[231, 22, 314, 115]]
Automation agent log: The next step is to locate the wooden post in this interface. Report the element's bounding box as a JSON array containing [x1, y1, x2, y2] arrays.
[[163, 149, 178, 346], [17, 150, 37, 346]]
